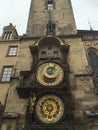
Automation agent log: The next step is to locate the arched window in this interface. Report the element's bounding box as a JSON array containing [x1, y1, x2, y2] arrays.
[[88, 50, 98, 76]]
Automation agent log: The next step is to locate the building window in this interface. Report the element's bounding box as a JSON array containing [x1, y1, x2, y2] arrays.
[[41, 51, 46, 58], [88, 50, 98, 75], [8, 46, 18, 56], [3, 32, 12, 40], [53, 51, 58, 57], [45, 0, 55, 10], [48, 3, 53, 10], [88, 50, 98, 93], [1, 66, 13, 82]]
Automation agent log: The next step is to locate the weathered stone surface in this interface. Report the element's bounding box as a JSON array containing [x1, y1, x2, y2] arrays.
[[26, 0, 77, 36]]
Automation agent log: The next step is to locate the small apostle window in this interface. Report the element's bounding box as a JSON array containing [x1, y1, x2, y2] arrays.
[[41, 51, 47, 58], [53, 51, 58, 57]]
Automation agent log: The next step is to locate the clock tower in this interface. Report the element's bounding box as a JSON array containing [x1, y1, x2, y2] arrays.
[[5, 0, 76, 126], [24, 35, 72, 129], [23, 0, 75, 129], [26, 0, 77, 37]]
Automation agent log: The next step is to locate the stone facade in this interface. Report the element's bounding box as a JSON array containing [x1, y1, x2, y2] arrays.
[[0, 0, 98, 130], [26, 0, 77, 37]]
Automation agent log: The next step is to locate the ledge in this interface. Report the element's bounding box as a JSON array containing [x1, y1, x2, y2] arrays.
[[2, 112, 18, 119], [85, 110, 98, 118]]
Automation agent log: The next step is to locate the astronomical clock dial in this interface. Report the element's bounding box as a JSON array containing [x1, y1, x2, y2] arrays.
[[36, 62, 64, 86], [35, 95, 64, 124]]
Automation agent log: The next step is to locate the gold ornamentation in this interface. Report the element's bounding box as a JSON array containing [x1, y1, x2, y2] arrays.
[[35, 95, 64, 124], [29, 93, 36, 113], [36, 62, 64, 86]]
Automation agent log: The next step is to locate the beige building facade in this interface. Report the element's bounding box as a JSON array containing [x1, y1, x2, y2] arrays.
[[0, 0, 98, 130]]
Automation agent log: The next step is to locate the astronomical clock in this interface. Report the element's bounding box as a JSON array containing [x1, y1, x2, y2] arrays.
[[36, 62, 64, 87], [35, 94, 64, 124], [17, 36, 73, 129]]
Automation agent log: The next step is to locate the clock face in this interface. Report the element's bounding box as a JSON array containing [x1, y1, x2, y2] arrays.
[[35, 95, 64, 124], [36, 62, 64, 86]]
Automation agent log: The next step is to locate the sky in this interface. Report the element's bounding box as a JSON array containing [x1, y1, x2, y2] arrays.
[[0, 0, 98, 35]]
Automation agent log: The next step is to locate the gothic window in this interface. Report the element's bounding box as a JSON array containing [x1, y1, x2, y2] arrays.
[[1, 66, 13, 82], [8, 46, 18, 56], [88, 50, 98, 76], [3, 32, 12, 40]]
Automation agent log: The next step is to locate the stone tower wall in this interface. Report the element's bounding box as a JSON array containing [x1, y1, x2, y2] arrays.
[[26, 0, 77, 37]]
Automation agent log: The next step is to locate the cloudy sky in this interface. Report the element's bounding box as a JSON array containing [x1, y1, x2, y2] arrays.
[[0, 0, 98, 35]]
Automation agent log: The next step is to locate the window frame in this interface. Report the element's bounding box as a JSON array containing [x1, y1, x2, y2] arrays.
[[48, 3, 54, 10], [1, 66, 13, 82], [53, 51, 58, 58], [88, 50, 98, 75], [41, 51, 47, 58], [3, 32, 12, 40], [45, 0, 55, 10], [7, 46, 18, 57]]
